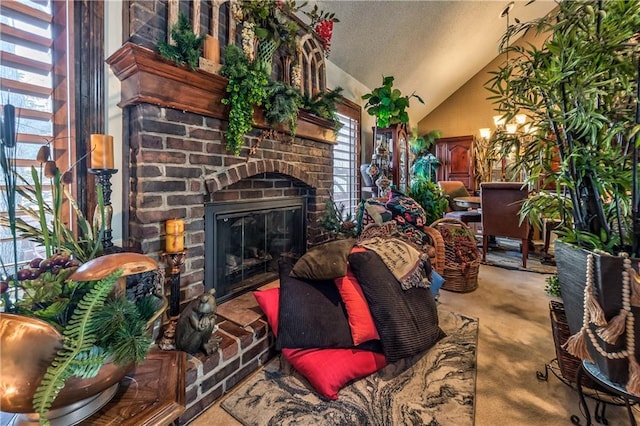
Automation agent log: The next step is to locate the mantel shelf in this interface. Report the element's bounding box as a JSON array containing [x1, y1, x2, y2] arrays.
[[106, 42, 336, 144]]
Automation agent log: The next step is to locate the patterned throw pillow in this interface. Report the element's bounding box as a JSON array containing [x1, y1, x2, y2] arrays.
[[386, 189, 427, 228]]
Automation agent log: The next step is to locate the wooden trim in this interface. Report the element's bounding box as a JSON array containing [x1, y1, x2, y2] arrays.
[[106, 42, 337, 144], [74, 0, 105, 224]]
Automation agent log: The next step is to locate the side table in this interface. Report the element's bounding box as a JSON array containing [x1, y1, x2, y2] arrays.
[[1, 350, 186, 426], [573, 360, 640, 426]]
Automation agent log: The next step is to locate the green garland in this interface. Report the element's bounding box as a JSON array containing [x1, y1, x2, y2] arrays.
[[157, 12, 204, 71], [221, 45, 269, 155]]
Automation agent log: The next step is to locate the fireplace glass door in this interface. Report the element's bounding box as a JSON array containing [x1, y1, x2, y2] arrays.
[[205, 198, 306, 302]]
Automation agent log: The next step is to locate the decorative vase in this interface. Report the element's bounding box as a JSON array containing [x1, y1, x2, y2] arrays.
[[0, 295, 167, 425], [555, 240, 640, 386]]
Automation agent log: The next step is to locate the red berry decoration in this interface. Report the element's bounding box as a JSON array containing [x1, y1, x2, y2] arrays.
[[0, 281, 8, 294]]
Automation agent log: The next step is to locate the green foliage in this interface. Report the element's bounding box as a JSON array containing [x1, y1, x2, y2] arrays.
[[265, 81, 303, 136], [221, 45, 270, 155], [302, 87, 344, 132], [157, 11, 204, 70], [318, 198, 357, 238], [362, 76, 424, 129], [238, 0, 303, 54], [94, 295, 152, 365], [5, 167, 105, 263], [409, 128, 441, 157], [485, 0, 640, 254], [32, 270, 122, 424], [407, 176, 448, 225], [545, 274, 560, 297]]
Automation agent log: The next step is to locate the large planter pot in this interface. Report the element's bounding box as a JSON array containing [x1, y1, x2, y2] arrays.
[[555, 240, 640, 385], [0, 294, 167, 425]]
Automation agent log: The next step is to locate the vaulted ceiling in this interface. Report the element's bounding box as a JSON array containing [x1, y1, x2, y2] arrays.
[[311, 0, 556, 123]]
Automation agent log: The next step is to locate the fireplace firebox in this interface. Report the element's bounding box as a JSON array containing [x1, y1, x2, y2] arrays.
[[205, 197, 307, 302]]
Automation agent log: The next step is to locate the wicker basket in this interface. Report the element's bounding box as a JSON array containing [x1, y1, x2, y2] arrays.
[[431, 218, 481, 292], [550, 300, 602, 389]]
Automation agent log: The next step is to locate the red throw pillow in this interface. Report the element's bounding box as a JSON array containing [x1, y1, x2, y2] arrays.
[[334, 267, 380, 345], [254, 287, 387, 400], [253, 288, 280, 335], [282, 347, 387, 400]]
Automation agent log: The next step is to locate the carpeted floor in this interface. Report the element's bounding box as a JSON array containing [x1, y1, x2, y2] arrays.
[[221, 309, 477, 426], [191, 264, 639, 426], [481, 238, 556, 274]]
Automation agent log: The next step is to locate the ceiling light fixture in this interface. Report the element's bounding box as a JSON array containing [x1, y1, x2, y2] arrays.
[[479, 1, 529, 141]]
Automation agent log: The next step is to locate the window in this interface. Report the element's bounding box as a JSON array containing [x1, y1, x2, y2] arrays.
[[332, 100, 361, 218], [0, 0, 75, 267]]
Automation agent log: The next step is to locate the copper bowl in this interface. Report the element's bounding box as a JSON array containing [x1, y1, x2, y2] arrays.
[[0, 295, 167, 414]]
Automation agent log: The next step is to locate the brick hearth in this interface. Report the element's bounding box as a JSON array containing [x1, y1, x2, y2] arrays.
[[180, 285, 277, 424]]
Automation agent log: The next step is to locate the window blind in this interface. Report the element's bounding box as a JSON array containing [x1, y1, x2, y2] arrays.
[[0, 0, 72, 267]]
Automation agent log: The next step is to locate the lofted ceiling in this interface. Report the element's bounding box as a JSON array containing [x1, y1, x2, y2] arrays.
[[309, 0, 557, 123]]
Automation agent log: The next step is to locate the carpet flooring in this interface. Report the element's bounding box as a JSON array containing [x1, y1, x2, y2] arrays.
[[481, 239, 556, 274], [221, 309, 478, 426]]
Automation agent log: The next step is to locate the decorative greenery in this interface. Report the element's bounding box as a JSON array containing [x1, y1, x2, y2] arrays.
[[407, 176, 448, 225], [302, 87, 344, 131], [157, 11, 204, 70], [32, 271, 121, 424], [264, 80, 303, 137], [545, 274, 561, 297], [362, 76, 424, 129], [234, 0, 302, 55], [485, 0, 640, 254], [220, 45, 270, 155], [410, 129, 441, 182], [318, 198, 357, 238], [1, 104, 162, 424]]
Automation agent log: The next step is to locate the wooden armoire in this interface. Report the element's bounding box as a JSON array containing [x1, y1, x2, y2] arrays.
[[435, 135, 475, 191]]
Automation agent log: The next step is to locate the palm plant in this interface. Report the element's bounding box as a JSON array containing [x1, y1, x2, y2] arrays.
[[485, 0, 640, 254]]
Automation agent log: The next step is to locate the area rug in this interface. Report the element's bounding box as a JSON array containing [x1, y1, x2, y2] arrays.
[[480, 238, 556, 274], [221, 309, 478, 426]]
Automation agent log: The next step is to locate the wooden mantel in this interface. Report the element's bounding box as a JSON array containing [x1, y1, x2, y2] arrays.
[[106, 42, 337, 144]]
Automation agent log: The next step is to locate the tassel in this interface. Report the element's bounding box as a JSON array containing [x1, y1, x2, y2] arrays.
[[562, 330, 593, 362], [626, 357, 640, 397], [585, 291, 607, 326], [630, 270, 640, 307], [596, 309, 628, 344]]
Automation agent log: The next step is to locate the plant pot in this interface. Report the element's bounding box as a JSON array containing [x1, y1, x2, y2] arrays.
[[0, 294, 167, 425], [555, 240, 640, 385]]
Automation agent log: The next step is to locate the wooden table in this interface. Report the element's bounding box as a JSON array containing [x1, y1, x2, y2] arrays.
[[454, 196, 481, 209], [80, 350, 186, 426], [1, 350, 186, 426]]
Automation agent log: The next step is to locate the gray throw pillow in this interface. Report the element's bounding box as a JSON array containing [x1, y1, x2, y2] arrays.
[[290, 238, 356, 280]]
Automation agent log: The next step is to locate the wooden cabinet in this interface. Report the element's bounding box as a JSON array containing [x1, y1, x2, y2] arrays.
[[375, 124, 410, 192], [436, 135, 475, 191]]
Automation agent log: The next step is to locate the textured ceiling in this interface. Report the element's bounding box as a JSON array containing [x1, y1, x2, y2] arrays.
[[309, 0, 556, 123]]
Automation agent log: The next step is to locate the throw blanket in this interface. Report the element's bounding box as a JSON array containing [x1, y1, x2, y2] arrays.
[[359, 237, 428, 290]]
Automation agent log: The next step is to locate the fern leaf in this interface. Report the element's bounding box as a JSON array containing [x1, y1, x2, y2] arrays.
[[68, 346, 108, 378], [32, 269, 122, 422]]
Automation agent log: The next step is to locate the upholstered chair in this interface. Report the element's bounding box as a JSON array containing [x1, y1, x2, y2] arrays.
[[480, 182, 530, 267], [438, 181, 481, 224]]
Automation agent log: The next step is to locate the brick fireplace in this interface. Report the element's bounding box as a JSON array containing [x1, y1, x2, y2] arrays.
[[108, 43, 338, 422]]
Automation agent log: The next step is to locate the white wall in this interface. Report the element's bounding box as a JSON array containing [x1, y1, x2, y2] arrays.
[[105, 0, 124, 245]]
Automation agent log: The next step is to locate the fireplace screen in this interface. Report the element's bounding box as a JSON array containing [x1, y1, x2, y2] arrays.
[[205, 197, 307, 302]]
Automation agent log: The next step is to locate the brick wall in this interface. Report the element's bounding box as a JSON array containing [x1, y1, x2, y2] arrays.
[[125, 103, 334, 308]]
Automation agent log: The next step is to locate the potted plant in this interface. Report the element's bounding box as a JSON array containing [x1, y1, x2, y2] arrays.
[[362, 75, 424, 130], [486, 0, 640, 389], [410, 128, 442, 183], [0, 104, 167, 424]]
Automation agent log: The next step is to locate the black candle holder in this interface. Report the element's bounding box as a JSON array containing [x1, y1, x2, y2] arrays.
[[158, 250, 187, 351], [88, 168, 118, 252]]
